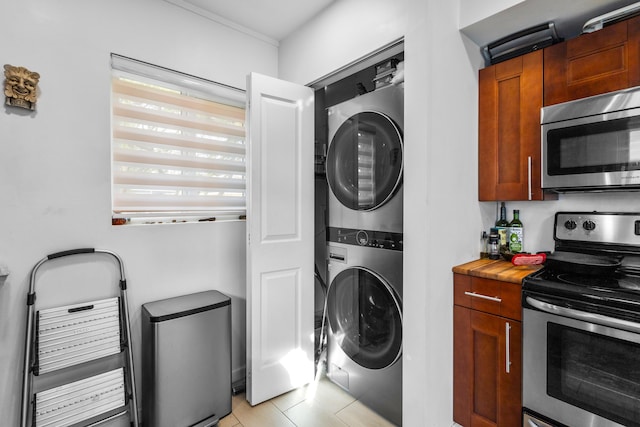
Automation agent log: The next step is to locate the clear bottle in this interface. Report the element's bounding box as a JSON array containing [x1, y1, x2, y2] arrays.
[[488, 228, 500, 260], [508, 209, 524, 253], [495, 202, 509, 250]]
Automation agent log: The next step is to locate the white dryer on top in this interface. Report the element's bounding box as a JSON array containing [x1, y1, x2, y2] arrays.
[[326, 84, 404, 234]]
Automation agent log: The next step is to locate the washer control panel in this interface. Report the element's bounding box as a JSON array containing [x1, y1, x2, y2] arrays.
[[328, 227, 403, 251]]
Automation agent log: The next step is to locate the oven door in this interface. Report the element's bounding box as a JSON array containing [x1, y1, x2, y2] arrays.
[[523, 296, 640, 427], [541, 106, 640, 190]]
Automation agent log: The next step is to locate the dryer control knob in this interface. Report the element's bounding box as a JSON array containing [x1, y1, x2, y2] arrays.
[[356, 230, 369, 246]]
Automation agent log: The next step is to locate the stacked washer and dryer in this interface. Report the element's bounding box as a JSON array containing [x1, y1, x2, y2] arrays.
[[325, 84, 404, 426]]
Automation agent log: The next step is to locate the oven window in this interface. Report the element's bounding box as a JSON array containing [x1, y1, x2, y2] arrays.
[[547, 323, 640, 426], [546, 115, 640, 175]]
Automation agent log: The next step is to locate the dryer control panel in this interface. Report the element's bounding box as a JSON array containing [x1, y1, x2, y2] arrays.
[[328, 227, 403, 251]]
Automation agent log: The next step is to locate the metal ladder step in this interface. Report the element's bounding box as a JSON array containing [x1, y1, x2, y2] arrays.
[[36, 298, 122, 375], [34, 368, 126, 427]]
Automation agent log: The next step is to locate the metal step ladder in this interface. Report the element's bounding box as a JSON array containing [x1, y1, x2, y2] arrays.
[[20, 248, 139, 427]]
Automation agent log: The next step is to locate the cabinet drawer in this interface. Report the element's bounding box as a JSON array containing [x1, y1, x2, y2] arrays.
[[454, 273, 521, 320]]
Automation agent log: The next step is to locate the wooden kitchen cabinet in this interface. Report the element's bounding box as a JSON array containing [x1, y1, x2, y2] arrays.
[[544, 15, 640, 106], [478, 50, 546, 201], [453, 272, 522, 427]]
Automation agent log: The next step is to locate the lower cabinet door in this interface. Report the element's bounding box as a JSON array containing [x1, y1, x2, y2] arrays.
[[454, 306, 522, 427]]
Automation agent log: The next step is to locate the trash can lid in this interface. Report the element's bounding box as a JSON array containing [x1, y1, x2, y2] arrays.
[[142, 290, 230, 322]]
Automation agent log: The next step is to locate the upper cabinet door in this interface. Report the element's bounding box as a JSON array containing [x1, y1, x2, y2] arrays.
[[544, 15, 640, 106], [478, 50, 545, 201]]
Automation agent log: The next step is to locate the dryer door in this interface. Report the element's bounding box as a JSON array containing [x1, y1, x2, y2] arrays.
[[326, 112, 403, 211], [327, 267, 402, 369]]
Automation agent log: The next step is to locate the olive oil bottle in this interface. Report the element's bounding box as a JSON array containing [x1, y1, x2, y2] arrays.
[[508, 209, 524, 253]]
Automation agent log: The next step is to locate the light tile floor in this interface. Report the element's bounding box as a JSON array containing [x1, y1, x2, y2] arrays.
[[219, 375, 397, 427]]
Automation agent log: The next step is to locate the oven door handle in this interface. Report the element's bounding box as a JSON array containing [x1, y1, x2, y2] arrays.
[[526, 296, 640, 334]]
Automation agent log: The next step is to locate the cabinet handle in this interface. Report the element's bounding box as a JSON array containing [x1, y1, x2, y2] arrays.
[[505, 321, 512, 373], [527, 156, 532, 200], [464, 291, 502, 302]]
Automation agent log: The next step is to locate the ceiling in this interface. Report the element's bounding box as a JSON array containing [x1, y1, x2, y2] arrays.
[[164, 0, 639, 49], [461, 0, 640, 48], [164, 0, 336, 43]]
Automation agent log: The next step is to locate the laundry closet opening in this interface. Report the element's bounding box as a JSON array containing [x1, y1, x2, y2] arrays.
[[311, 39, 404, 427]]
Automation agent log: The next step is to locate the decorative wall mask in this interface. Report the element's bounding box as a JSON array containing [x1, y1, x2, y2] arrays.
[[4, 64, 40, 110]]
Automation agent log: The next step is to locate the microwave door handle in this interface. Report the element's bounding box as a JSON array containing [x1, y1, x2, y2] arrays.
[[526, 296, 640, 334], [527, 156, 532, 200]]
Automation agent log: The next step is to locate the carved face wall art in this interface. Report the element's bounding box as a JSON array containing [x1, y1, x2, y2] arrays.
[[4, 64, 40, 110]]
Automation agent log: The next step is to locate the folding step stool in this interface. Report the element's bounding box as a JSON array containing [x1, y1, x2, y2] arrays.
[[20, 248, 139, 427]]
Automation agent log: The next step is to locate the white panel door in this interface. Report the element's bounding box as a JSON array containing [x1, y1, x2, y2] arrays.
[[246, 72, 314, 405]]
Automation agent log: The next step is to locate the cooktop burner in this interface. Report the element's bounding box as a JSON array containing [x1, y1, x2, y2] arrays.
[[556, 273, 618, 288], [554, 272, 640, 291]]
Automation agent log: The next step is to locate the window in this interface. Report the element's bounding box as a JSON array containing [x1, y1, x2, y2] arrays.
[[110, 54, 246, 224]]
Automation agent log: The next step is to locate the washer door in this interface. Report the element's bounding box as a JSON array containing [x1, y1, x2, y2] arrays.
[[326, 111, 403, 211], [327, 267, 402, 369]]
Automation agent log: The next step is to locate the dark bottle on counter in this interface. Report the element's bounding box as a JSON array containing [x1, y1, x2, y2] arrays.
[[488, 228, 500, 260], [495, 202, 509, 249], [508, 209, 524, 253]]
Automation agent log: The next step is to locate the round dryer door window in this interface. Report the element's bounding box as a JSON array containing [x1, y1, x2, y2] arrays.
[[326, 112, 403, 211], [327, 267, 402, 369]]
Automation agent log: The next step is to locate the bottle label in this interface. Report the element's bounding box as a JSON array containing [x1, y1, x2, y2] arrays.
[[496, 227, 507, 247], [508, 227, 523, 253]]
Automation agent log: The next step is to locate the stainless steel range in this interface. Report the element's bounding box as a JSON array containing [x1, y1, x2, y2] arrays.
[[522, 212, 640, 427]]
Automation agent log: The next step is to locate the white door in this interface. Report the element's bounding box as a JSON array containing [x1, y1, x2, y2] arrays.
[[245, 72, 315, 405]]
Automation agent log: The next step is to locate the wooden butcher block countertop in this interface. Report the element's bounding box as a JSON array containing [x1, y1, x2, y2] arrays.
[[452, 258, 542, 284]]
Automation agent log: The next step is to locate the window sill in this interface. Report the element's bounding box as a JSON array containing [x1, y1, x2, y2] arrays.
[[112, 214, 246, 226]]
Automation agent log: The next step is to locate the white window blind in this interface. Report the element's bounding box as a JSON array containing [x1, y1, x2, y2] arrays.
[[111, 54, 246, 221]]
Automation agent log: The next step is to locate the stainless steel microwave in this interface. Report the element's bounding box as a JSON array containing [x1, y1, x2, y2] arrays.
[[542, 86, 640, 191]]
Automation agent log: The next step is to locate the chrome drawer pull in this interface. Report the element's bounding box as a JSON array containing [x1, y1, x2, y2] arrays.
[[464, 291, 502, 303], [505, 321, 511, 373]]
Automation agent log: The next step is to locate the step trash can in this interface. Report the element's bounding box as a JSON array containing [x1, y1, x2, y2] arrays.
[[142, 290, 232, 427]]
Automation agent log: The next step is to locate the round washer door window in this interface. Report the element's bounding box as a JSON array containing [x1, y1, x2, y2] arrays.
[[326, 111, 403, 211], [327, 267, 402, 369]]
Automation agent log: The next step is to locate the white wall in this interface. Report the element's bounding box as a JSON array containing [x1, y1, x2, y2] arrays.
[[280, 1, 482, 425], [459, 0, 523, 29], [0, 1, 277, 424], [403, 1, 484, 425], [281, 1, 640, 426], [278, 0, 406, 84]]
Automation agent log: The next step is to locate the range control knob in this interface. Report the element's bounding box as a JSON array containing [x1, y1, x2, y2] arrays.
[[583, 220, 596, 231], [356, 230, 369, 246], [564, 220, 577, 230]]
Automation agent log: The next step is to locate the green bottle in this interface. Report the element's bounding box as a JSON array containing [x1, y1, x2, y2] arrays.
[[508, 209, 523, 253], [495, 202, 509, 249]]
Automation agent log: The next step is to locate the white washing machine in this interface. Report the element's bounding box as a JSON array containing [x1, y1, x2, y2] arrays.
[[326, 85, 404, 233], [326, 227, 402, 426]]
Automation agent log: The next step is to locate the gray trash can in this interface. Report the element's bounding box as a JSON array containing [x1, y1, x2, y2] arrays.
[[141, 290, 231, 427]]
